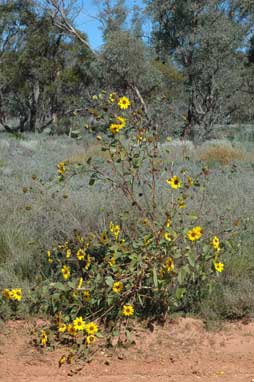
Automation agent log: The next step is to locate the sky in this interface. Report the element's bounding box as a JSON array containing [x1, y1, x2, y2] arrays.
[[75, 0, 146, 50]]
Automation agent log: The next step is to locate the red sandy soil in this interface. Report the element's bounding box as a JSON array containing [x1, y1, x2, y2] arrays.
[[1, 317, 254, 382]]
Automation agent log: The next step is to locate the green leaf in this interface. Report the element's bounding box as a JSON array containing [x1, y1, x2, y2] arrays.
[[177, 265, 190, 285], [53, 282, 66, 291], [176, 287, 186, 299], [125, 329, 132, 342], [105, 276, 114, 287], [188, 254, 196, 267]]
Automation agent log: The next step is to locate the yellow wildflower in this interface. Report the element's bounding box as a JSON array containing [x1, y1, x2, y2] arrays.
[[178, 197, 186, 209], [187, 226, 203, 241], [109, 92, 117, 103], [186, 176, 193, 187], [86, 335, 96, 345], [61, 265, 71, 280], [57, 162, 66, 176], [47, 250, 53, 264], [167, 176, 181, 189], [76, 248, 85, 261], [166, 218, 172, 228], [11, 288, 22, 301], [85, 322, 99, 335], [214, 261, 224, 272], [109, 123, 122, 134], [112, 281, 123, 294], [84, 255, 92, 270], [67, 324, 77, 336], [164, 232, 172, 241], [122, 304, 134, 317], [100, 231, 108, 244], [113, 225, 120, 239], [116, 116, 126, 128], [108, 256, 116, 267], [58, 323, 67, 333], [212, 236, 220, 250], [73, 316, 86, 331], [40, 330, 48, 346], [2, 288, 11, 299], [118, 96, 131, 110], [83, 290, 91, 302], [58, 355, 66, 368], [77, 277, 83, 289], [165, 257, 174, 272], [66, 249, 72, 258]]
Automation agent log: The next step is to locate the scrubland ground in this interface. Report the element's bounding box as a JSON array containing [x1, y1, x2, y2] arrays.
[[1, 317, 254, 382]]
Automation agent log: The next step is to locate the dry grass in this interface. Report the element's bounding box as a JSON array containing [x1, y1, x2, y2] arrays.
[[197, 141, 245, 165]]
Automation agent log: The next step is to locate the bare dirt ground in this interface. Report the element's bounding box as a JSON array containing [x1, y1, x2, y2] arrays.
[[1, 317, 254, 382]]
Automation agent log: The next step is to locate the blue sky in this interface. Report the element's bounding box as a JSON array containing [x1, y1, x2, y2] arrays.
[[76, 0, 146, 49]]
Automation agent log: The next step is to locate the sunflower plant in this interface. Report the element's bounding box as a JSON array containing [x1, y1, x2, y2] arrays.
[[1, 91, 236, 365]]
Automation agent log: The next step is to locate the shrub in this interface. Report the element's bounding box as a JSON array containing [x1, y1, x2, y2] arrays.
[[1, 92, 236, 364]]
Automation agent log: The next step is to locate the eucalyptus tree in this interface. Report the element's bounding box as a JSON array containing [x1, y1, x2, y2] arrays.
[[145, 0, 251, 140]]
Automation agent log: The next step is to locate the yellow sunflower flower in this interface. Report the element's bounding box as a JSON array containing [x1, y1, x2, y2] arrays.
[[113, 225, 120, 239], [116, 116, 126, 128], [73, 316, 86, 331], [76, 248, 85, 261], [108, 256, 116, 267], [84, 255, 92, 270], [11, 288, 22, 301], [86, 335, 96, 345], [83, 290, 91, 302], [77, 277, 83, 289], [57, 162, 66, 175], [186, 176, 193, 187], [187, 226, 203, 241], [109, 123, 122, 134], [58, 323, 67, 333], [122, 304, 134, 317], [67, 324, 77, 336], [167, 176, 181, 189], [165, 257, 174, 272], [100, 231, 108, 244], [47, 250, 53, 264], [214, 261, 224, 272], [85, 322, 99, 335], [118, 96, 131, 110], [177, 197, 186, 209], [108, 92, 116, 103], [61, 265, 71, 280], [66, 249, 72, 258], [166, 218, 172, 228], [164, 232, 172, 241], [2, 288, 11, 299], [212, 236, 220, 250], [112, 281, 123, 294], [40, 330, 48, 346]]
